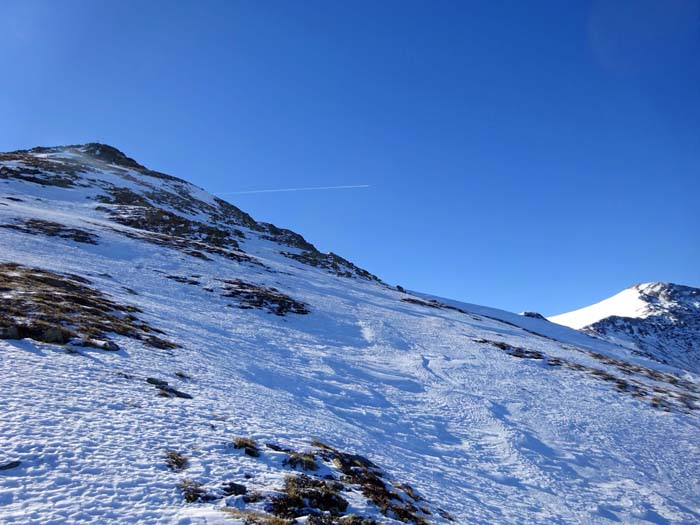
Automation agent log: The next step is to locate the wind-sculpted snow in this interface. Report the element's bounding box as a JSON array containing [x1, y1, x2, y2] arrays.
[[1, 145, 699, 524]]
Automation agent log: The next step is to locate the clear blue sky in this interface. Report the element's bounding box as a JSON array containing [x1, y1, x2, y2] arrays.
[[2, 0, 699, 315]]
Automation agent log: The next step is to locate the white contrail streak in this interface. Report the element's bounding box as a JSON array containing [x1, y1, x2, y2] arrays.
[[217, 184, 371, 196]]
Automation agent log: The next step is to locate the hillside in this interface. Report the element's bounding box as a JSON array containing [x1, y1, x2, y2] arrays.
[[1, 144, 699, 525]]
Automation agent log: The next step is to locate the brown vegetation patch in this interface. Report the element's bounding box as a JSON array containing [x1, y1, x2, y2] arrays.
[[1, 219, 98, 244], [0, 262, 176, 350], [308, 516, 380, 525], [312, 441, 431, 525], [222, 509, 293, 525], [269, 474, 349, 519], [110, 206, 243, 247], [220, 279, 309, 316], [178, 478, 216, 503], [0, 151, 83, 188], [476, 338, 700, 413], [283, 451, 319, 471], [233, 437, 261, 457], [98, 205, 254, 264], [282, 250, 379, 281], [582, 349, 700, 394], [165, 450, 189, 471], [187, 439, 444, 524], [96, 187, 151, 207]]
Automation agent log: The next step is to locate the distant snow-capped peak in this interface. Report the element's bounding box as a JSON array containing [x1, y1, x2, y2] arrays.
[[550, 282, 700, 373], [550, 282, 659, 329], [550, 282, 700, 329]]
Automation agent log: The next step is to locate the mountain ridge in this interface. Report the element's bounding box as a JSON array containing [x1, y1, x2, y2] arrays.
[[1, 143, 380, 282]]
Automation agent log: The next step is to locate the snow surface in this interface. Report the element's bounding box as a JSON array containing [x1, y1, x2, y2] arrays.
[[549, 285, 652, 330], [1, 147, 699, 525]]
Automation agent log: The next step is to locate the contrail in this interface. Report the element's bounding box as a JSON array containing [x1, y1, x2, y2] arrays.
[[217, 184, 371, 196]]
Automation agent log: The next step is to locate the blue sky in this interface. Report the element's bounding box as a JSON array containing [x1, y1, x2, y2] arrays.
[[1, 0, 698, 315]]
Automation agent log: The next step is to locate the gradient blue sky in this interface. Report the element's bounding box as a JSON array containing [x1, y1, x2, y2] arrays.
[[2, 0, 699, 315]]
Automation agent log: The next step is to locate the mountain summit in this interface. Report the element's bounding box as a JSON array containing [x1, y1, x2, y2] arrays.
[[1, 145, 699, 525], [550, 282, 700, 373]]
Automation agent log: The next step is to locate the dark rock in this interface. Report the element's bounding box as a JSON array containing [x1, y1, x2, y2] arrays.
[[150, 379, 193, 399], [161, 386, 193, 399], [521, 311, 548, 320], [0, 324, 20, 339], [178, 478, 216, 503], [266, 443, 295, 453], [72, 338, 120, 351], [101, 341, 120, 351], [281, 249, 379, 281], [0, 460, 21, 470], [41, 326, 67, 344], [222, 481, 247, 496]]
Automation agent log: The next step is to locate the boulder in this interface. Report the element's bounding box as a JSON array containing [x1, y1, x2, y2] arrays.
[[41, 326, 66, 344], [0, 324, 20, 339]]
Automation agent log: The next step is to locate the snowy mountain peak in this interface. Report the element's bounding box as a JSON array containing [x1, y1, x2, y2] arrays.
[[0, 144, 379, 282], [549, 281, 691, 329], [13, 143, 148, 170], [76, 142, 143, 165], [550, 282, 700, 373]]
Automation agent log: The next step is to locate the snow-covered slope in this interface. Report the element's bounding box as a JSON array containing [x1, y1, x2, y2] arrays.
[[1, 144, 699, 525], [551, 283, 700, 374], [549, 286, 653, 330]]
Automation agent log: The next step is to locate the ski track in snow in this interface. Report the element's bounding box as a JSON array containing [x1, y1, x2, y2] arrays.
[[1, 160, 699, 525]]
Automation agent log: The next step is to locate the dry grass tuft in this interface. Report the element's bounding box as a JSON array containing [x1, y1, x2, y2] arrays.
[[165, 450, 190, 472], [233, 437, 261, 457], [283, 451, 319, 471], [222, 508, 293, 525], [164, 450, 189, 471], [178, 478, 215, 503], [269, 474, 348, 519]]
